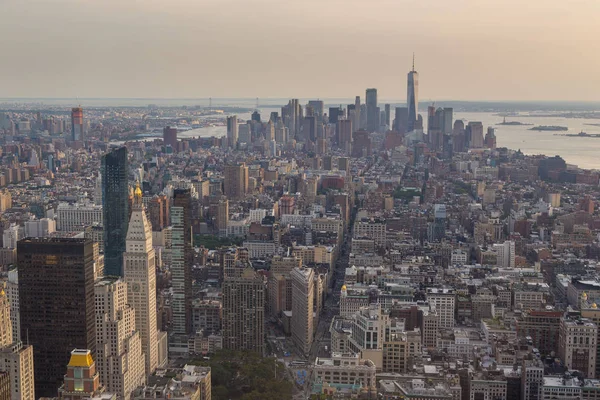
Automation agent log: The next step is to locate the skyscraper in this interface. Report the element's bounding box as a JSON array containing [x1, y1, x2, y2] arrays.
[[291, 267, 315, 356], [384, 104, 391, 128], [282, 99, 301, 138], [223, 163, 248, 200], [303, 116, 317, 143], [162, 126, 178, 151], [307, 100, 324, 118], [366, 88, 378, 132], [394, 107, 409, 133], [442, 107, 453, 134], [102, 147, 129, 277], [354, 96, 361, 131], [226, 115, 238, 149], [5, 269, 19, 342], [337, 118, 352, 153], [124, 183, 158, 375], [94, 278, 145, 398], [466, 121, 484, 149], [171, 189, 193, 335], [71, 107, 84, 141], [222, 267, 265, 355], [0, 287, 35, 400], [407, 57, 419, 132], [18, 237, 96, 398]]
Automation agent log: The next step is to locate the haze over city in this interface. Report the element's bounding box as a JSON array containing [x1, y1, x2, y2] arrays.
[[1, 0, 599, 100], [5, 1, 600, 400]]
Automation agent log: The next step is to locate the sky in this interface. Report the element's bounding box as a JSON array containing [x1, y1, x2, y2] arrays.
[[0, 0, 599, 101]]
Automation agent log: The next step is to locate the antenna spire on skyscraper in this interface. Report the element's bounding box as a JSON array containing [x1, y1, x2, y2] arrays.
[[412, 53, 415, 72]]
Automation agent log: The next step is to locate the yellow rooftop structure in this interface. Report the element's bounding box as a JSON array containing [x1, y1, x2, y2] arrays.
[[68, 349, 94, 368]]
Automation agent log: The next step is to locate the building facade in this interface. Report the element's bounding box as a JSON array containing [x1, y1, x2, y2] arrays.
[[124, 184, 159, 375], [18, 237, 96, 398], [102, 147, 129, 276]]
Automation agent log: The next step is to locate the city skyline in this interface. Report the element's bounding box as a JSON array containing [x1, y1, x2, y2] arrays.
[[0, 0, 599, 101]]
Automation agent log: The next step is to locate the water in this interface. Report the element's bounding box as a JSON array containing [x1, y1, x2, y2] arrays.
[[455, 112, 600, 169]]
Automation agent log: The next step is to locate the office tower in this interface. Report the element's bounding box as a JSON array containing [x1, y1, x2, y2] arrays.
[[453, 120, 466, 152], [352, 130, 372, 158], [223, 163, 248, 200], [124, 184, 158, 375], [337, 118, 352, 152], [216, 198, 229, 237], [222, 267, 265, 355], [485, 127, 497, 149], [303, 116, 317, 142], [268, 255, 302, 317], [353, 96, 361, 131], [251, 111, 261, 123], [275, 126, 288, 144], [394, 107, 409, 133], [328, 107, 343, 124], [148, 194, 169, 231], [407, 57, 419, 132], [171, 189, 193, 335], [58, 349, 105, 400], [71, 107, 84, 141], [559, 316, 597, 378], [102, 147, 129, 277], [291, 267, 315, 356], [95, 278, 145, 398], [162, 126, 178, 150], [466, 121, 484, 148], [366, 88, 378, 132], [265, 120, 275, 141], [442, 107, 453, 134], [18, 237, 96, 398], [0, 287, 35, 400], [308, 100, 324, 118], [384, 104, 391, 128], [6, 269, 19, 342], [425, 288, 455, 329], [226, 115, 238, 149], [282, 99, 300, 138], [94, 172, 103, 206], [427, 105, 437, 134]]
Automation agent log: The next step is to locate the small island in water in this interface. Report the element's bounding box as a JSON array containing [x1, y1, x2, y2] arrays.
[[529, 125, 568, 131], [497, 117, 533, 126]]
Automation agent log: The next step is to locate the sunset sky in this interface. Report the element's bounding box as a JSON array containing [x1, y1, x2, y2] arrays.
[[1, 0, 598, 101]]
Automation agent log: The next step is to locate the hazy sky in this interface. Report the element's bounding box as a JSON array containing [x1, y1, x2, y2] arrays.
[[1, 0, 599, 101]]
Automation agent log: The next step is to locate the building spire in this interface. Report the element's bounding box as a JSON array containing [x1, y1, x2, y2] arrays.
[[134, 181, 142, 208], [412, 53, 415, 72]]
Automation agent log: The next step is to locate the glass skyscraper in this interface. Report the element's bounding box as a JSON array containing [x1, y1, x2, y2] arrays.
[[407, 62, 419, 132], [102, 147, 129, 277], [365, 88, 378, 132]]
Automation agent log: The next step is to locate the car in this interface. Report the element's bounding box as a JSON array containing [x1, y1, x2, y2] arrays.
[[284, 352, 291, 357]]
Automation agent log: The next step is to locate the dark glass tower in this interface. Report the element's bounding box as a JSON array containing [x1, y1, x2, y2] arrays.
[[366, 88, 379, 132], [102, 147, 129, 276], [18, 237, 96, 398]]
